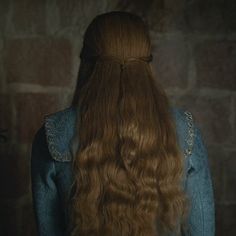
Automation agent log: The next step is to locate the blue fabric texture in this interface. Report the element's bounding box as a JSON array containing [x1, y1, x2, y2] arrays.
[[30, 105, 215, 236]]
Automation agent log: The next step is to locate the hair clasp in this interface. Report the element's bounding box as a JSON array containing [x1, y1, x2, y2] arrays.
[[81, 53, 153, 70]]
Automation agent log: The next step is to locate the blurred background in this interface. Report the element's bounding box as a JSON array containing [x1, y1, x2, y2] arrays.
[[0, 0, 235, 235]]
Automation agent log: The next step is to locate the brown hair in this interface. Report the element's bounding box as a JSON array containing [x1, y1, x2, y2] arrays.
[[68, 11, 189, 236]]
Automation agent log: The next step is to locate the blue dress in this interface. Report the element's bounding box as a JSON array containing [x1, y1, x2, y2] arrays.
[[30, 105, 215, 236]]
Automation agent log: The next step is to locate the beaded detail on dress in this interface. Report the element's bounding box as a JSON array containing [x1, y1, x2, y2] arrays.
[[43, 106, 196, 162], [183, 110, 195, 158], [44, 107, 76, 162]]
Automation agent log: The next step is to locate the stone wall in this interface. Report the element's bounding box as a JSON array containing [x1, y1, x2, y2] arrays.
[[0, 0, 235, 235]]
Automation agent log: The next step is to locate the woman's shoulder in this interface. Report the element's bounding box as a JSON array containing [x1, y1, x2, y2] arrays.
[[170, 106, 211, 175], [169, 106, 195, 157], [43, 105, 77, 162], [169, 106, 206, 177], [35, 105, 199, 168]]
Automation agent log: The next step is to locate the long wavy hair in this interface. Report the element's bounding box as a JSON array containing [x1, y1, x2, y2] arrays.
[[68, 11, 189, 236]]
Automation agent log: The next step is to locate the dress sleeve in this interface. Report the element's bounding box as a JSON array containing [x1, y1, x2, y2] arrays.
[[31, 125, 66, 236], [184, 125, 215, 236]]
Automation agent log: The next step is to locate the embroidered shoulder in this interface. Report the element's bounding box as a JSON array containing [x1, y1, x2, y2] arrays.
[[183, 110, 195, 158], [44, 106, 77, 162]]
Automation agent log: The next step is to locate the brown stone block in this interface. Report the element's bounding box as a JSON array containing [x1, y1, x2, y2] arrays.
[[194, 40, 236, 90], [207, 146, 225, 203], [0, 202, 19, 235], [12, 0, 46, 34], [57, 0, 84, 28], [216, 204, 236, 236], [115, 0, 188, 32], [223, 205, 236, 235], [19, 203, 37, 236], [5, 37, 73, 86], [0, 0, 10, 34], [14, 93, 63, 143], [171, 95, 232, 144], [56, 0, 106, 29], [224, 150, 236, 202], [0, 142, 30, 198], [152, 36, 189, 89], [233, 97, 236, 144], [215, 204, 223, 236], [0, 94, 14, 144], [185, 0, 230, 33], [222, 0, 236, 31]]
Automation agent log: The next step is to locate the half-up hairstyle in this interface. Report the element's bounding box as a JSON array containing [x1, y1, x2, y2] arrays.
[[68, 11, 189, 236]]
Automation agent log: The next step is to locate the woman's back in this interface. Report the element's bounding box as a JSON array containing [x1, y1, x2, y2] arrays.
[[31, 10, 215, 236], [31, 105, 215, 235]]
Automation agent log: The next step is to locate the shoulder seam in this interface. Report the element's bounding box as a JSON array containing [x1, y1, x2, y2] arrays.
[[183, 110, 195, 158]]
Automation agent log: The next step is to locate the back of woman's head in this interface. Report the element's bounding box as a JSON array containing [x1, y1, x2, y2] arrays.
[[79, 11, 151, 61], [69, 11, 189, 236]]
